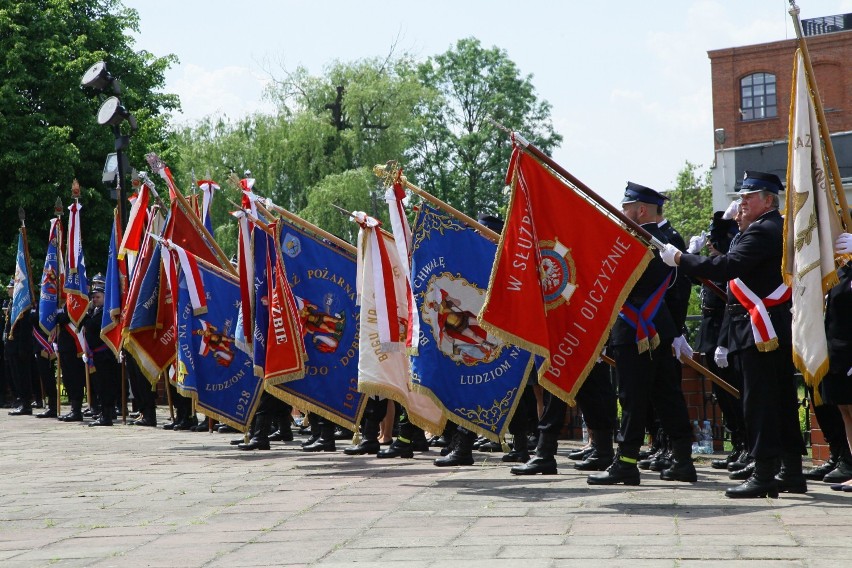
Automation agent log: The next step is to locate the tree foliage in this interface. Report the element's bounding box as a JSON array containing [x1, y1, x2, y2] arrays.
[[406, 38, 562, 217], [663, 160, 714, 323], [0, 0, 178, 281]]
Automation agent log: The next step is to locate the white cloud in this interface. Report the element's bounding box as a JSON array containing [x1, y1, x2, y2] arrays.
[[168, 64, 275, 125]]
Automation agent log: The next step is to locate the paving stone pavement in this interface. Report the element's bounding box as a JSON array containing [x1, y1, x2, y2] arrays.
[[1, 410, 850, 567]]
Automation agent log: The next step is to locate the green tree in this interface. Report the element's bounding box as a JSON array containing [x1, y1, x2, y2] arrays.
[[407, 37, 562, 217], [299, 168, 385, 244], [663, 160, 714, 326], [0, 0, 178, 281]]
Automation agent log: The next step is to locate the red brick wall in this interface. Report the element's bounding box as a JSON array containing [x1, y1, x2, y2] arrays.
[[709, 31, 852, 149], [810, 407, 830, 463]]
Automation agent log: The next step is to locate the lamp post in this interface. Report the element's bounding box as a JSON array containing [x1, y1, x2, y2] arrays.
[[80, 61, 136, 228]]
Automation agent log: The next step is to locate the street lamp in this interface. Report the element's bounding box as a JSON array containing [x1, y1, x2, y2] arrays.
[[81, 61, 135, 227]]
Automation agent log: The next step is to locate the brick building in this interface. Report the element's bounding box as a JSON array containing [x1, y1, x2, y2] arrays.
[[707, 13, 852, 461], [708, 13, 852, 211]]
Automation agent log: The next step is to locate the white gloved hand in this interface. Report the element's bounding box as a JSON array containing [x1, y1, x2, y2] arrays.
[[687, 232, 708, 254], [660, 243, 680, 267], [672, 335, 693, 361], [722, 200, 740, 220], [714, 346, 729, 369], [847, 366, 852, 377], [835, 232, 852, 255]]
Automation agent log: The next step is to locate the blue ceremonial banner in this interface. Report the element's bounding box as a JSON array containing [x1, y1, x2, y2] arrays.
[[10, 231, 33, 336], [409, 204, 532, 441], [176, 260, 262, 431], [267, 218, 366, 430], [128, 244, 161, 332], [38, 220, 61, 336], [252, 224, 272, 377]]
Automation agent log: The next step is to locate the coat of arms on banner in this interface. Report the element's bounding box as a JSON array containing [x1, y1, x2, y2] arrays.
[[540, 239, 578, 311], [420, 274, 504, 366], [296, 293, 346, 353]]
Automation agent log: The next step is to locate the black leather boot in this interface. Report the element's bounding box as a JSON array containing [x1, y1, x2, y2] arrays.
[[434, 429, 475, 466], [726, 458, 780, 498], [587, 454, 641, 486], [775, 453, 807, 494], [269, 412, 294, 442], [712, 443, 744, 470], [568, 446, 593, 461], [502, 431, 530, 463], [730, 460, 756, 480], [58, 400, 84, 422], [377, 438, 414, 458], [728, 450, 753, 472], [36, 406, 58, 418], [302, 422, 337, 452], [238, 414, 271, 451], [510, 431, 557, 475], [344, 418, 381, 455], [823, 455, 852, 483], [804, 455, 837, 481], [660, 440, 697, 482], [575, 430, 614, 471]]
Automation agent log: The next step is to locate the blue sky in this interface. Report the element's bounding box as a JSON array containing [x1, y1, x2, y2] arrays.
[[124, 0, 852, 206]]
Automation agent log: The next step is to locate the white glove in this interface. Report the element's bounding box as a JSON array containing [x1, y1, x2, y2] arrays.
[[687, 232, 708, 254], [714, 346, 729, 369], [660, 243, 680, 267], [847, 366, 852, 377], [835, 232, 852, 255], [672, 335, 693, 361], [722, 200, 740, 220]]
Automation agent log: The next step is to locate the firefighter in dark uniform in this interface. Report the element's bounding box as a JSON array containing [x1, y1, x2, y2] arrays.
[[662, 171, 806, 498], [55, 306, 87, 422], [689, 212, 746, 470], [82, 274, 120, 426], [588, 182, 696, 485], [6, 278, 35, 415]]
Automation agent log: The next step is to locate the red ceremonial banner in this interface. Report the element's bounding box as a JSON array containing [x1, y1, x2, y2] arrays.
[[480, 147, 651, 404]]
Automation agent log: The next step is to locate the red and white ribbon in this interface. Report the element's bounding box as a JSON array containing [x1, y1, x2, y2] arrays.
[[384, 176, 418, 351], [67, 202, 82, 272], [354, 211, 401, 350], [728, 278, 791, 351]]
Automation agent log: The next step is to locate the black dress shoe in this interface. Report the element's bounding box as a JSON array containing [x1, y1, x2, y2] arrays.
[[434, 453, 474, 467], [568, 446, 594, 460], [269, 429, 294, 442], [510, 456, 557, 475], [8, 406, 32, 416], [88, 417, 113, 427], [36, 408, 57, 418], [803, 456, 836, 480], [302, 439, 337, 452], [730, 462, 756, 481], [59, 411, 84, 422], [217, 424, 238, 434], [501, 450, 530, 463], [478, 441, 502, 452], [238, 438, 271, 451], [343, 440, 381, 455], [660, 460, 697, 483], [649, 452, 673, 472], [162, 421, 176, 430], [301, 434, 320, 448], [587, 458, 641, 486], [823, 459, 852, 483], [726, 476, 779, 498], [775, 473, 807, 494], [377, 440, 414, 459], [132, 416, 157, 427], [712, 448, 742, 470], [173, 418, 195, 431], [412, 439, 430, 452]]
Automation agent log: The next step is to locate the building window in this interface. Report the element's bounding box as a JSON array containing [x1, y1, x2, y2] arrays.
[[740, 72, 777, 121]]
